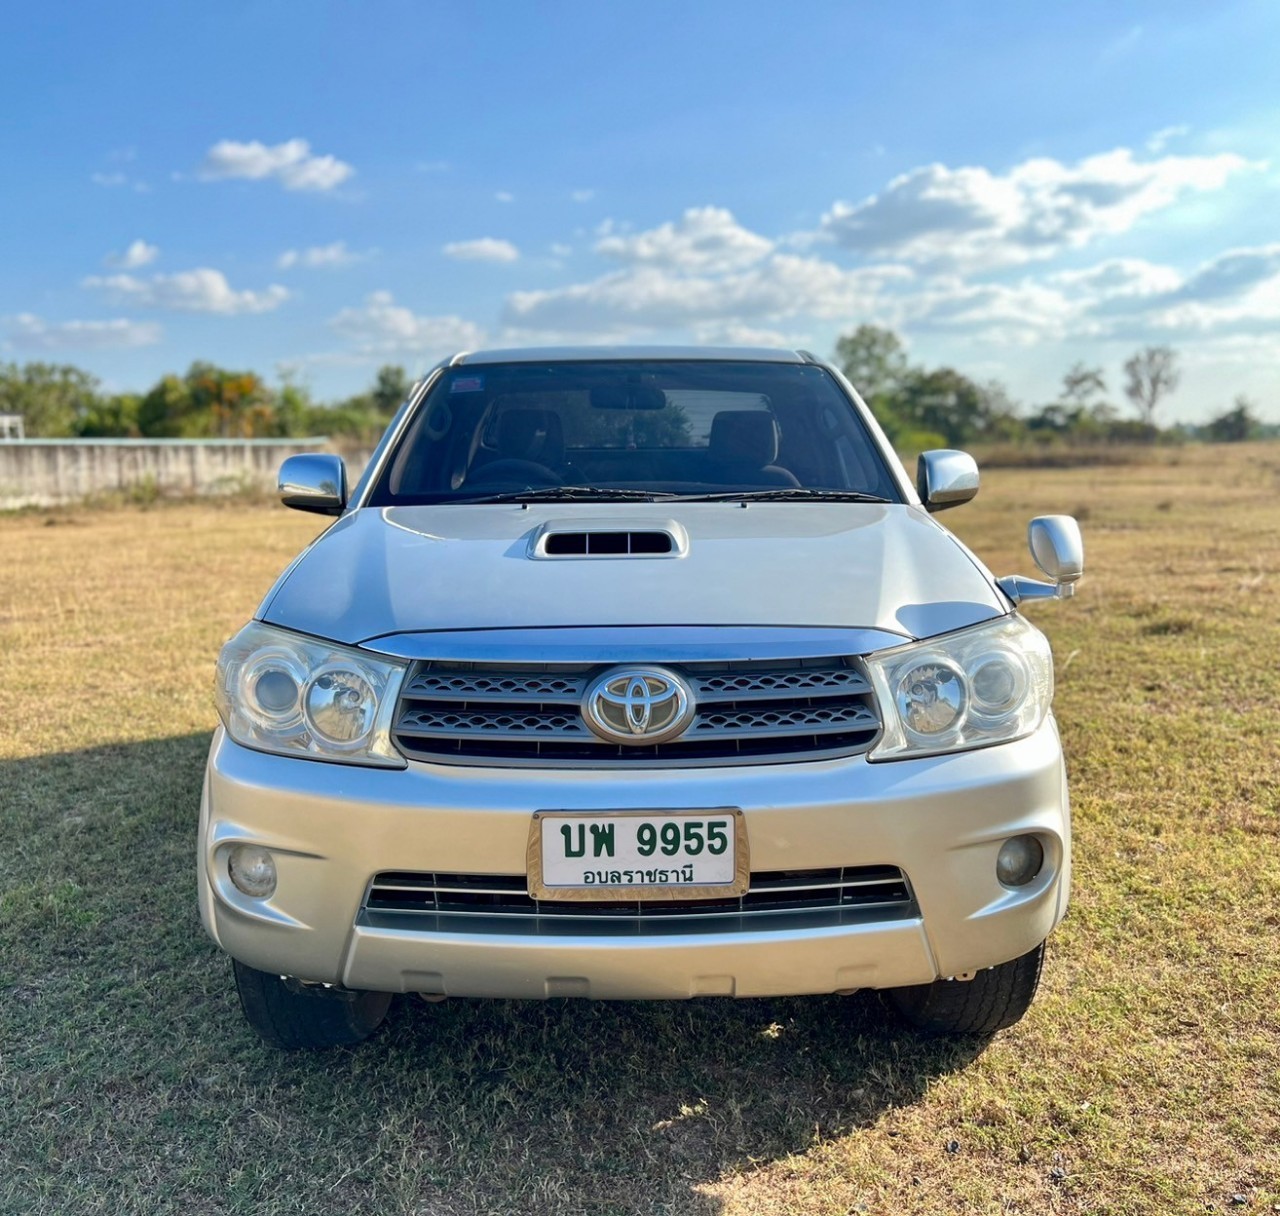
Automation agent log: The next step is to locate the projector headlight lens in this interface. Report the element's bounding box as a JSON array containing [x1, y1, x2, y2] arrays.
[[215, 623, 406, 767], [866, 615, 1053, 760], [895, 658, 967, 740]]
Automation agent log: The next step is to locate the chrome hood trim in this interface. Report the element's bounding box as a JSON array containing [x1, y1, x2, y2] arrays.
[[360, 624, 910, 663], [258, 502, 1007, 646]]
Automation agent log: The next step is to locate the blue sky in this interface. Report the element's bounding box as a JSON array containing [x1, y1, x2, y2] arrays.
[[3, 0, 1278, 422]]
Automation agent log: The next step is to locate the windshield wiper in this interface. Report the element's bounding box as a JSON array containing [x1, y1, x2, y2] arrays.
[[457, 485, 683, 504], [682, 488, 892, 503]]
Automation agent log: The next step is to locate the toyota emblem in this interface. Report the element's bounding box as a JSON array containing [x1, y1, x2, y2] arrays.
[[582, 666, 696, 745]]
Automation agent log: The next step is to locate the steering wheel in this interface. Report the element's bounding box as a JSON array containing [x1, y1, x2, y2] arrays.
[[463, 459, 563, 489]]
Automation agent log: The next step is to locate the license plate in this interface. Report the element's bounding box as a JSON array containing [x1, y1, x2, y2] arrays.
[[527, 808, 748, 901]]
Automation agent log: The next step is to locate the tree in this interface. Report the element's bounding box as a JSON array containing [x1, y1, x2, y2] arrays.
[[0, 362, 102, 436], [371, 365, 412, 415], [1205, 395, 1260, 443], [1123, 346, 1180, 430], [310, 365, 416, 443], [188, 364, 272, 437], [834, 325, 909, 404], [975, 379, 1024, 442], [833, 325, 917, 441], [896, 367, 987, 446], [274, 381, 313, 438], [136, 363, 272, 437], [137, 373, 194, 436], [75, 393, 141, 437], [1061, 362, 1107, 410]]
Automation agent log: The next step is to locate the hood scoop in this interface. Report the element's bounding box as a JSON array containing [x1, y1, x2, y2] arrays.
[[531, 518, 688, 559]]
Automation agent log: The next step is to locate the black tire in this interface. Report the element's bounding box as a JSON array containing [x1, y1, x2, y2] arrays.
[[232, 960, 392, 1050], [885, 941, 1045, 1036]]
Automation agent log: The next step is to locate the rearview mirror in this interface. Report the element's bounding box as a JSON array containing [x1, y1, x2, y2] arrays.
[[278, 453, 347, 515], [588, 383, 667, 411]]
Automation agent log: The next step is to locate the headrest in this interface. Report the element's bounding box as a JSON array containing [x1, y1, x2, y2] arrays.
[[708, 410, 780, 466], [494, 409, 564, 464]]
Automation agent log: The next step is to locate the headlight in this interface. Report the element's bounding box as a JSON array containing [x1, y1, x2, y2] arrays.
[[865, 614, 1053, 760], [215, 622, 407, 767]]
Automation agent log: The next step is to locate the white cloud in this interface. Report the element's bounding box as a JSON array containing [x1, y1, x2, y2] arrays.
[[571, 189, 595, 203], [83, 268, 289, 314], [442, 237, 520, 263], [903, 243, 1280, 347], [1178, 332, 1280, 368], [904, 277, 1079, 344], [819, 148, 1257, 268], [1102, 245, 1280, 340], [1169, 243, 1280, 303], [198, 138, 354, 192], [595, 207, 774, 273], [277, 240, 363, 270], [1146, 125, 1190, 154], [550, 243, 573, 258], [1064, 246, 1280, 326], [1049, 257, 1183, 299], [330, 291, 485, 354], [105, 239, 159, 270], [5, 313, 162, 350], [495, 191, 514, 204], [504, 255, 911, 334], [688, 321, 797, 348], [91, 172, 149, 192]]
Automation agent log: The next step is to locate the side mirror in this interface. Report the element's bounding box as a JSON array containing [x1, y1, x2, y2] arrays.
[[917, 450, 979, 511], [1029, 515, 1083, 585], [278, 453, 348, 515], [999, 515, 1084, 603]]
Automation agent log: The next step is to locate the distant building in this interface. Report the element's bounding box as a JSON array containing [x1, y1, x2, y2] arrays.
[[0, 413, 25, 441]]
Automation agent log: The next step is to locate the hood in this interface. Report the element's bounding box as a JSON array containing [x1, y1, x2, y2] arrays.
[[258, 502, 1007, 646]]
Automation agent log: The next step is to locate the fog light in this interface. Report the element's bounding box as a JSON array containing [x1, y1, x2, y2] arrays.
[[996, 835, 1044, 887], [228, 844, 277, 898]]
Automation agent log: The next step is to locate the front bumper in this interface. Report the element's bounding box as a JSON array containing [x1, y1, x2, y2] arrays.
[[198, 722, 1070, 998]]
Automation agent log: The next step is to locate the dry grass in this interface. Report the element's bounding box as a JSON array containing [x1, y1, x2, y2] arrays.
[[1, 443, 1278, 1214]]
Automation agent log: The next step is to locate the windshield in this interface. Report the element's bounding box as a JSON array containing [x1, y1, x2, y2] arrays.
[[366, 359, 902, 505]]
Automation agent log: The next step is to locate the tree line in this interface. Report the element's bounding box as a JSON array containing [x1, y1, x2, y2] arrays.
[[0, 362, 412, 444], [832, 326, 1271, 448], [0, 335, 1270, 446]]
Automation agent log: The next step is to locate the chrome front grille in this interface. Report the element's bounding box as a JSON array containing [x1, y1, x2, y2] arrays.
[[360, 866, 915, 937], [391, 656, 881, 766]]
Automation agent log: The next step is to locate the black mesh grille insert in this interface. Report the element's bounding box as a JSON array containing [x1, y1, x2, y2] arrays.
[[392, 655, 881, 767]]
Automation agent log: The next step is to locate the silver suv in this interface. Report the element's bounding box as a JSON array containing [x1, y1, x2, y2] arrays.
[[199, 348, 1082, 1048]]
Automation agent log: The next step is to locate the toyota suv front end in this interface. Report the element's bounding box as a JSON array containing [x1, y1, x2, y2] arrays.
[[198, 348, 1082, 1048]]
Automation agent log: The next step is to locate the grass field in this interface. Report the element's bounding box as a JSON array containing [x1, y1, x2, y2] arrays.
[[2, 444, 1278, 1215]]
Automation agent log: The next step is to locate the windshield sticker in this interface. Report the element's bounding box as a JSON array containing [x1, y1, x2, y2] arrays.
[[450, 376, 485, 394]]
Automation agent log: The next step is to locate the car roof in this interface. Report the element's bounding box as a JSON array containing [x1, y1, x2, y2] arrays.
[[449, 345, 814, 366]]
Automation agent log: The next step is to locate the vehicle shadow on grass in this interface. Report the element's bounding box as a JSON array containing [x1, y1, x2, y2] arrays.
[[1, 733, 990, 1216]]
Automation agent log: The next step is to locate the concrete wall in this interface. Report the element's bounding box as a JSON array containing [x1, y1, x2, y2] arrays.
[[0, 438, 350, 510]]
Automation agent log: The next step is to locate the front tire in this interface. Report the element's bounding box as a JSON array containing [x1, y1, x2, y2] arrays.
[[885, 941, 1045, 1035], [232, 960, 392, 1050]]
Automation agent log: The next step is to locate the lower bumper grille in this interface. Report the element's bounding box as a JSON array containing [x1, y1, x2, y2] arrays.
[[360, 867, 915, 937]]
